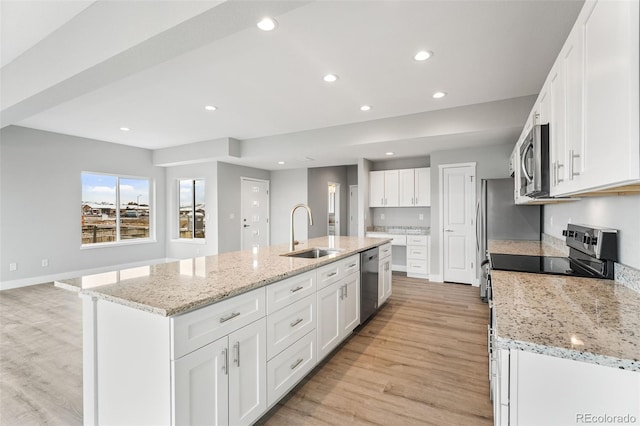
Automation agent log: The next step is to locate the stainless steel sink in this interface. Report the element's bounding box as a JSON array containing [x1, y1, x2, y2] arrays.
[[281, 247, 343, 258]]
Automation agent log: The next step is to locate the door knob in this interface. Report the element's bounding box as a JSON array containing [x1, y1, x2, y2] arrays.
[[243, 224, 250, 228]]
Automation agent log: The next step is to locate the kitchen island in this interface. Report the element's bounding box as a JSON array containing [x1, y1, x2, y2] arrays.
[[56, 236, 391, 426], [488, 240, 640, 425]]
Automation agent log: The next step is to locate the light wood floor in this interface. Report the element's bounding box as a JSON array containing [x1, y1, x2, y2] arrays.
[[0, 283, 83, 425], [259, 273, 493, 425], [0, 274, 492, 425]]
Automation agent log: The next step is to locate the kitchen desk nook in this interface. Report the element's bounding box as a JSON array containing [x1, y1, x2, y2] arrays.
[[55, 236, 391, 426]]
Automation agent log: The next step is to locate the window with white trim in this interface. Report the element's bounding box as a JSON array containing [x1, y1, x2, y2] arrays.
[[179, 179, 205, 239], [81, 172, 153, 245]]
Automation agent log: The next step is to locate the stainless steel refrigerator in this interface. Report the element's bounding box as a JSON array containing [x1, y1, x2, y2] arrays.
[[477, 178, 541, 301]]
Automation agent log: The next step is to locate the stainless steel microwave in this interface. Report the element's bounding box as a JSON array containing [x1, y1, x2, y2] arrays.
[[519, 124, 550, 197]]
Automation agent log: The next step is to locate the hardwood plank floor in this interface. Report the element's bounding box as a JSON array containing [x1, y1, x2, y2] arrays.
[[258, 274, 493, 426], [0, 274, 492, 426], [0, 283, 83, 425]]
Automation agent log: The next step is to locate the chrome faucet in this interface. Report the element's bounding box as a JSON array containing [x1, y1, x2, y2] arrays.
[[290, 203, 313, 251]]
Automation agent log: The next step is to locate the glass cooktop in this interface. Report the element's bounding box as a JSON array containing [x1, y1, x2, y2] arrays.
[[490, 253, 601, 278]]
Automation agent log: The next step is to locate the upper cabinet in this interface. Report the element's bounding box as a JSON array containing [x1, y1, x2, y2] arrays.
[[371, 168, 430, 208], [516, 0, 639, 200], [369, 170, 399, 207]]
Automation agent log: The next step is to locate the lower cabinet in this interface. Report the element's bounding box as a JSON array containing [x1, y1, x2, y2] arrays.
[[492, 348, 640, 426], [406, 235, 429, 279], [378, 243, 392, 306], [317, 271, 361, 360], [173, 318, 267, 426]]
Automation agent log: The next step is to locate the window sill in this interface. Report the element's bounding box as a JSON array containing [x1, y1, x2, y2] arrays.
[[170, 238, 207, 245], [81, 239, 157, 250]]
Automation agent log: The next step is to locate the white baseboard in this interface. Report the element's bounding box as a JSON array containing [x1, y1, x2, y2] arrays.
[[392, 264, 407, 272], [0, 258, 172, 291], [429, 274, 444, 283]]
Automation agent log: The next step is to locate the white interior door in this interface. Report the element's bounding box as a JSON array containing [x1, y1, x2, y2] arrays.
[[441, 164, 476, 284], [349, 185, 358, 236], [241, 178, 269, 250]]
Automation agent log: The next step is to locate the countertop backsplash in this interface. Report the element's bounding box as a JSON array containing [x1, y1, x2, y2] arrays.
[[371, 206, 430, 228]]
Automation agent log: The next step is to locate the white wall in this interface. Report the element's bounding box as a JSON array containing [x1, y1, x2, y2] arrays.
[[0, 126, 166, 288], [544, 195, 640, 269], [270, 169, 308, 246], [216, 162, 270, 253], [430, 143, 513, 279], [165, 161, 218, 259], [357, 158, 373, 237]]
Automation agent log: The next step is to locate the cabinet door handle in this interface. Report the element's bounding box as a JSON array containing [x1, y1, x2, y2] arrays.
[[445, 229, 454, 233], [344, 284, 348, 298], [290, 286, 304, 293], [290, 318, 303, 327], [233, 342, 240, 367], [339, 285, 344, 300], [220, 311, 240, 323], [222, 348, 228, 375], [348, 263, 357, 268], [290, 357, 304, 370], [569, 149, 580, 179]]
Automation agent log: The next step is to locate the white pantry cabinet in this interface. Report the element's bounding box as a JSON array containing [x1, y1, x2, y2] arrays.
[[174, 318, 267, 426], [492, 348, 640, 426], [369, 170, 399, 207], [378, 243, 392, 305], [316, 270, 360, 360]]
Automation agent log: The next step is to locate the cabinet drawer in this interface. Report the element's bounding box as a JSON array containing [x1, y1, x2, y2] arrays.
[[407, 247, 427, 260], [407, 235, 427, 246], [391, 235, 407, 246], [267, 330, 316, 407], [266, 294, 316, 360], [171, 287, 266, 360], [340, 254, 359, 277], [379, 243, 392, 259], [316, 261, 341, 289], [266, 270, 316, 314], [407, 260, 428, 274]]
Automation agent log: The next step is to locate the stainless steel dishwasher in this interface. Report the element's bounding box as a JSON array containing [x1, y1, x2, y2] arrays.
[[360, 247, 379, 323]]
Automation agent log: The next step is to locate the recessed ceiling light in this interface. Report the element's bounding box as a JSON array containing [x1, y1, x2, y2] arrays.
[[204, 105, 217, 111], [386, 152, 395, 156], [432, 91, 447, 99], [120, 127, 130, 131], [323, 74, 339, 83], [278, 161, 285, 165], [360, 105, 372, 111], [257, 17, 277, 31], [414, 50, 433, 61]]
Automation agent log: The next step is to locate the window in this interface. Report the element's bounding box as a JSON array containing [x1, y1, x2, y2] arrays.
[[179, 179, 205, 239], [81, 172, 152, 245]]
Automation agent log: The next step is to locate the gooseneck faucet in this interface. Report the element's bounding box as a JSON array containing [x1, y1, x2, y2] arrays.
[[290, 203, 313, 252]]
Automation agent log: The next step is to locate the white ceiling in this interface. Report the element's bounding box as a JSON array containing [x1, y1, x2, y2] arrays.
[[1, 0, 584, 170]]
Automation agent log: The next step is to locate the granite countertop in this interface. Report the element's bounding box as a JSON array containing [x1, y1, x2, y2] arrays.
[[488, 239, 567, 257], [55, 236, 390, 317], [366, 226, 430, 235], [489, 240, 640, 371]]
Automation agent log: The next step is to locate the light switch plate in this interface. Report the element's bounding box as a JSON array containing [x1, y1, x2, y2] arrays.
[[9, 262, 17, 272], [419, 214, 424, 220]]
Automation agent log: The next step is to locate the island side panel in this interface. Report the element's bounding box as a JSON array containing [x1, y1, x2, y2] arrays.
[[96, 299, 172, 425], [82, 296, 98, 426]]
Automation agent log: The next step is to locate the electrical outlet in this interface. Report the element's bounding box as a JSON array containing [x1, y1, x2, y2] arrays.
[[419, 214, 424, 221], [230, 213, 235, 219], [196, 249, 200, 255], [9, 262, 17, 272], [41, 259, 49, 267]]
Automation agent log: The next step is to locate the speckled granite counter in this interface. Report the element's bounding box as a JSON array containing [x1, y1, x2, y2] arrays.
[[488, 239, 567, 257], [55, 236, 390, 317], [489, 240, 640, 371], [366, 226, 430, 235]]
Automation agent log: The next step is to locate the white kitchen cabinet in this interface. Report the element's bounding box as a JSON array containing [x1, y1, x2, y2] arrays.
[[173, 318, 266, 426], [378, 243, 392, 306], [316, 271, 360, 360], [399, 169, 415, 206], [548, 58, 567, 194], [397, 168, 431, 207], [266, 294, 315, 360], [369, 170, 399, 207], [492, 348, 640, 426], [406, 235, 429, 279], [174, 336, 229, 426]]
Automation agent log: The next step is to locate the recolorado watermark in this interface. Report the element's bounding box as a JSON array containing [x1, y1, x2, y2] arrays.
[[576, 413, 638, 424]]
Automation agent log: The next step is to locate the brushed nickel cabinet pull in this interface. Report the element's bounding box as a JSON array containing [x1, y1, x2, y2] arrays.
[[348, 263, 356, 268], [344, 284, 348, 298], [290, 358, 304, 370], [222, 348, 228, 375], [290, 318, 303, 328], [290, 286, 304, 293], [233, 342, 240, 367], [220, 312, 240, 323], [327, 272, 337, 277]]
